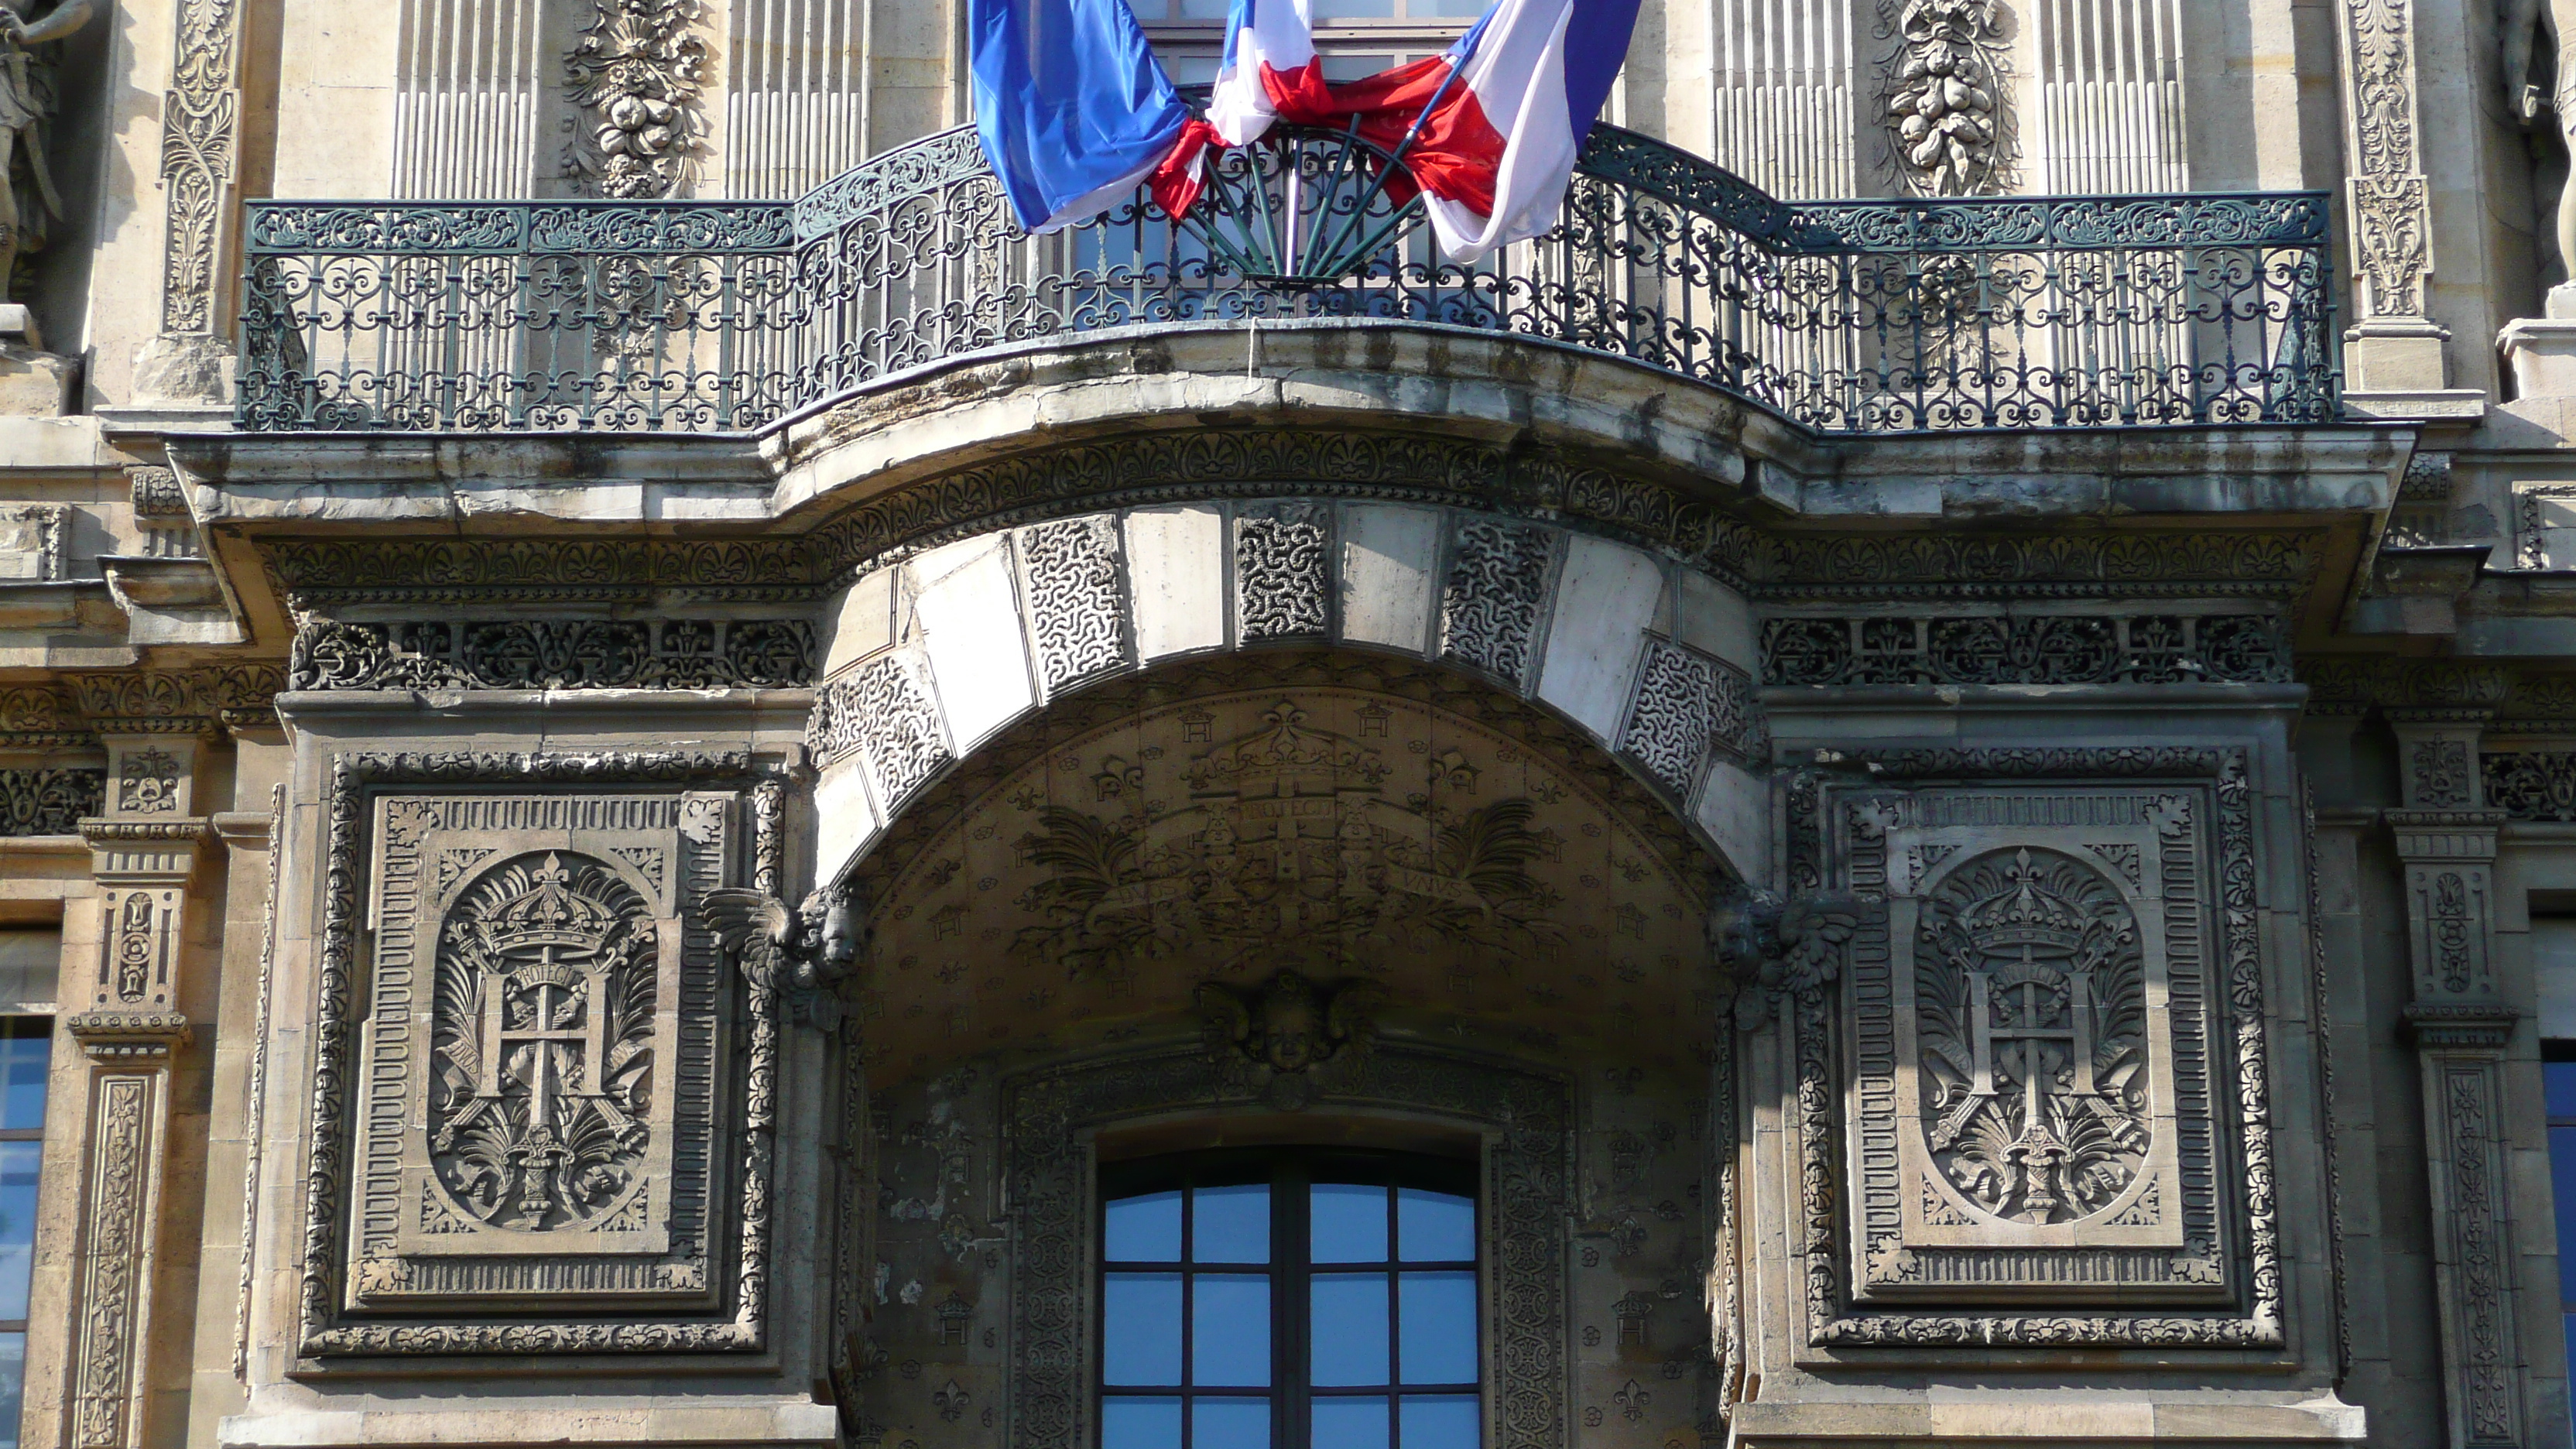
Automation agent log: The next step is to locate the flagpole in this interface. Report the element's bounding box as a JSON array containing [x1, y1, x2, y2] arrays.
[[1311, 50, 1471, 277]]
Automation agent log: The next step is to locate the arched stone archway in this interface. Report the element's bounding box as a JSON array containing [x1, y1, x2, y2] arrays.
[[806, 498, 1769, 892], [838, 651, 1735, 1449]]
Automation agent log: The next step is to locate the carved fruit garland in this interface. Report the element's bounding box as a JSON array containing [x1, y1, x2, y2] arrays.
[[564, 0, 707, 199], [1879, 0, 2012, 197]]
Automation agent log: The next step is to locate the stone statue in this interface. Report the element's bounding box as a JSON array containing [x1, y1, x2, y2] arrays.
[[2506, 0, 2576, 293], [0, 0, 88, 295]]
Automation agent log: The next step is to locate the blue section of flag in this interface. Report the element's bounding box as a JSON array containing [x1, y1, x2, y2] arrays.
[[1558, 0, 1644, 131], [968, 0, 1191, 232]]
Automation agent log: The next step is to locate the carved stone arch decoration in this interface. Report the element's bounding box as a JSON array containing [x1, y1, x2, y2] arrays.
[[839, 652, 1730, 1441], [1002, 1045, 1575, 1449]]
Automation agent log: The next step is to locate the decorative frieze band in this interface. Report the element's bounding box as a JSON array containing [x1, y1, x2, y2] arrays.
[[0, 769, 104, 836], [288, 618, 816, 692], [63, 666, 286, 736], [257, 435, 2321, 608], [1761, 613, 2290, 687]]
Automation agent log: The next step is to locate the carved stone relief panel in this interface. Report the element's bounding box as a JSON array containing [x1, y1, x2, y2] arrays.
[[810, 652, 954, 814], [1788, 750, 2281, 1347], [350, 793, 724, 1311], [1015, 516, 1126, 691], [1620, 639, 1758, 796], [1235, 503, 1331, 641], [1439, 519, 1557, 688], [846, 677, 1718, 1084], [0, 768, 102, 835], [299, 752, 781, 1357]]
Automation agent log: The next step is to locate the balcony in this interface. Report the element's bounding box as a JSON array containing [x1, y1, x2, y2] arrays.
[[235, 124, 2340, 438]]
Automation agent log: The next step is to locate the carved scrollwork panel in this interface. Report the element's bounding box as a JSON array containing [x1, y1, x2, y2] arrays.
[[299, 752, 781, 1356], [1440, 519, 1556, 687], [1235, 504, 1331, 641], [1016, 516, 1126, 690], [1787, 750, 2282, 1348]]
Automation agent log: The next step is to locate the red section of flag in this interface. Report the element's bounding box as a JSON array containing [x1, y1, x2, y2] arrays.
[[1149, 116, 1222, 218], [1155, 55, 1509, 222], [1264, 56, 1507, 216]]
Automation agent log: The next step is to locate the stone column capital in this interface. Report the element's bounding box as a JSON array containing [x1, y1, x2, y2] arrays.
[[77, 817, 213, 883], [65, 1010, 193, 1064], [2403, 1000, 2521, 1052]]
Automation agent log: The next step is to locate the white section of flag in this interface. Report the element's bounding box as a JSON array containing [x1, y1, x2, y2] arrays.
[[1423, 0, 1580, 262], [1208, 0, 1317, 146]]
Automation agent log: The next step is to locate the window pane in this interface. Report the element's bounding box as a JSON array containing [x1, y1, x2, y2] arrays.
[[1109, 1190, 1184, 1262], [0, 1332, 19, 1449], [2552, 1062, 2576, 1122], [1176, 0, 1230, 17], [0, 1027, 43, 1133], [1105, 1273, 1184, 1385], [1411, 0, 1487, 14], [1311, 1272, 1391, 1386], [1194, 1274, 1272, 1386], [1314, 1396, 1391, 1449], [1194, 1396, 1272, 1449], [1397, 1188, 1472, 1262], [1313, 1183, 1389, 1262], [1104, 1396, 1183, 1449], [0, 1141, 37, 1319], [1399, 1394, 1480, 1449], [1195, 1184, 1269, 1264], [1399, 1272, 1477, 1384], [0, 935, 54, 1015], [1320, 53, 1399, 81], [1312, 0, 1396, 15]]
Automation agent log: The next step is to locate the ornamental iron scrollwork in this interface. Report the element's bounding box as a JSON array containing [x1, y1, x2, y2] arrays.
[[238, 117, 2340, 435]]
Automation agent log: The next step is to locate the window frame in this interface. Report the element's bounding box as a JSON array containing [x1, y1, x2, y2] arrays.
[[0, 1016, 47, 1345], [1097, 1146, 1483, 1449]]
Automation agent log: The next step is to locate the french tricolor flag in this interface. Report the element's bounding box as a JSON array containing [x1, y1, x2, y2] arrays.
[[1231, 0, 1643, 262], [1205, 0, 1324, 147]]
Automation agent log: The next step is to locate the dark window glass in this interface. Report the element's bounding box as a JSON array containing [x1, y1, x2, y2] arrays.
[[0, 1018, 46, 1449], [2547, 1055, 2576, 1412], [1100, 1149, 1479, 1449]]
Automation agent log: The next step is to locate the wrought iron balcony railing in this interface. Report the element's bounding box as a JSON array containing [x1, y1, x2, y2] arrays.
[[236, 124, 2339, 436]]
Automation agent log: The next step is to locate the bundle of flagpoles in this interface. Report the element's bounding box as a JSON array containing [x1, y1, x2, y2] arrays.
[[967, 0, 1644, 265]]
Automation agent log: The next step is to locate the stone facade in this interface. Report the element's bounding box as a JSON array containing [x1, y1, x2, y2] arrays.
[[2, 3, 2576, 1449]]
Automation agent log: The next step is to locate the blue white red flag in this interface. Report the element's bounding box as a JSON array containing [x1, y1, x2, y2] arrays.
[[1235, 0, 1642, 261], [968, 0, 1193, 232], [1206, 0, 1322, 146]]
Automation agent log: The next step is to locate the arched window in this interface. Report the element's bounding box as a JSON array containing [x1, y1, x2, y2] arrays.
[[1098, 1149, 1482, 1449]]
